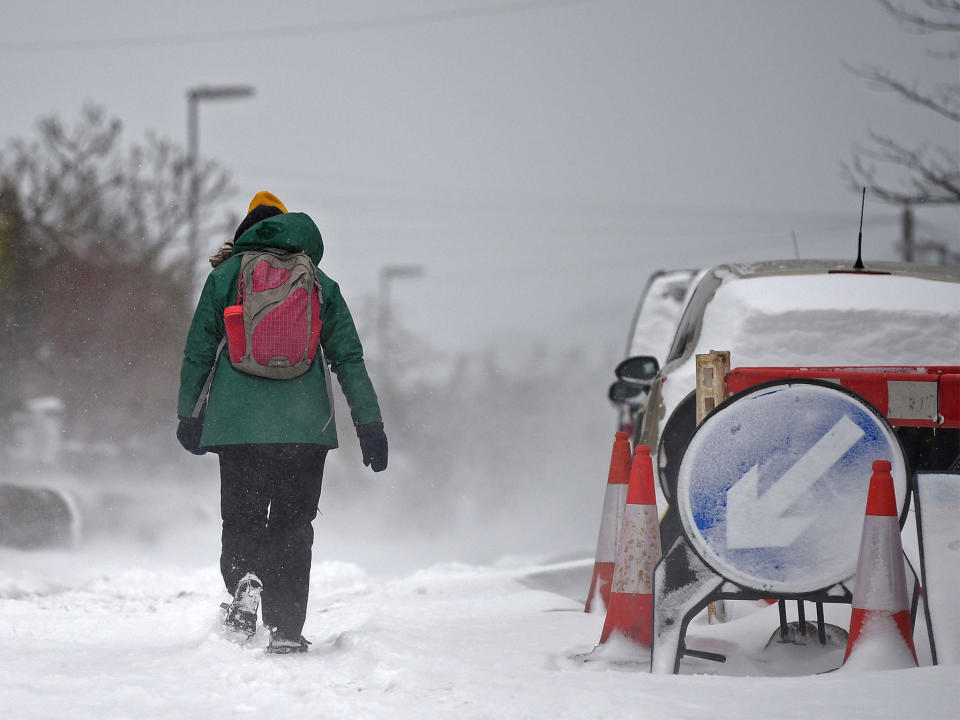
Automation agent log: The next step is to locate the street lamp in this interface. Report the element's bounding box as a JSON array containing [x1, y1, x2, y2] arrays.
[[186, 84, 255, 291], [378, 265, 425, 381], [378, 264, 425, 346]]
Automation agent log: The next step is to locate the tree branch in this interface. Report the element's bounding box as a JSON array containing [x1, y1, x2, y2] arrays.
[[879, 0, 960, 32], [845, 133, 960, 205], [849, 62, 960, 121], [0, 105, 234, 270]]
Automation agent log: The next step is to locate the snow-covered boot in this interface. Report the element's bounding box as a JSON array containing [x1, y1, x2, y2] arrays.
[[220, 572, 263, 638], [265, 630, 311, 655]]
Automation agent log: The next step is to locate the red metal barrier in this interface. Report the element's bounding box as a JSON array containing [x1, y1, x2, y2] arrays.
[[726, 366, 960, 428]]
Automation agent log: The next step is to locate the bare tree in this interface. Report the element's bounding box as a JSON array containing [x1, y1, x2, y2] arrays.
[[2, 104, 232, 277], [844, 0, 960, 206], [0, 106, 235, 462]]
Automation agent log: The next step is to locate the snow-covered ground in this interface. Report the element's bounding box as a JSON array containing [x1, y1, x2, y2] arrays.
[[0, 475, 956, 720]]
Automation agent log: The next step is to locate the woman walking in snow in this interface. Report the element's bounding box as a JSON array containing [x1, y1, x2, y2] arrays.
[[176, 191, 387, 653]]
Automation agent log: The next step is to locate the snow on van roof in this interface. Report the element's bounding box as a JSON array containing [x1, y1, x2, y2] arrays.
[[696, 272, 960, 368]]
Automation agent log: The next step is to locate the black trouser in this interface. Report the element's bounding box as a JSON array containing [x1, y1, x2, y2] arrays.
[[218, 444, 327, 639]]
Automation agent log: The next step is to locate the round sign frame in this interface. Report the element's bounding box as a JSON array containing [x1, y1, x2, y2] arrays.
[[675, 379, 908, 595], [656, 390, 697, 504]]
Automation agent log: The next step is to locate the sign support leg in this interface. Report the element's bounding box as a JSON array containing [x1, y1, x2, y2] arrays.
[[816, 602, 827, 645], [651, 537, 724, 674]]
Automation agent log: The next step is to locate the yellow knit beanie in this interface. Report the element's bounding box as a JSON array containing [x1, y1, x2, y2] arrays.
[[248, 191, 287, 214]]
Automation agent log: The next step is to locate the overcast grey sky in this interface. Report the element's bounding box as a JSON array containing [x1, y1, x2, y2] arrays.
[[2, 0, 957, 356]]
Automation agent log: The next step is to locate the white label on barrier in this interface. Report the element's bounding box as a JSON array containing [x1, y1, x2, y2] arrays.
[[887, 380, 938, 421]]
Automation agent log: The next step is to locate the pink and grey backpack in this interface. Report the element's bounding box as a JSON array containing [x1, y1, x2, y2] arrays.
[[222, 250, 323, 379]]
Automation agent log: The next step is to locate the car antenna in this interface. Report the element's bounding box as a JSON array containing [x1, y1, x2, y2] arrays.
[[854, 187, 865, 270]]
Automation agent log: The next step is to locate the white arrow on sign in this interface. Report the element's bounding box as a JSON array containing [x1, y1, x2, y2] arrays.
[[726, 415, 865, 549]]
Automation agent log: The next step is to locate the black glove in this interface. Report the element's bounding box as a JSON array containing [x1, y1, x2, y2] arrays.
[[176, 416, 206, 456], [356, 422, 388, 472]]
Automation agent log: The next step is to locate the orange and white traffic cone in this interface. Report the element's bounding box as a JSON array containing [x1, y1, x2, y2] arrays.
[[585, 431, 632, 613], [599, 444, 662, 645], [842, 459, 918, 669]]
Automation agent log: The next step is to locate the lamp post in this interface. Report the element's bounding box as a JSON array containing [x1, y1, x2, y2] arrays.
[[378, 264, 425, 350], [378, 264, 425, 390], [186, 84, 255, 292]]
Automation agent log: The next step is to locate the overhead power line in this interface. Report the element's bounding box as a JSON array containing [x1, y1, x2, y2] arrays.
[[0, 0, 604, 53]]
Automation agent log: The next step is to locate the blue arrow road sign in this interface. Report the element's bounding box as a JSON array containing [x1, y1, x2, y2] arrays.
[[676, 380, 907, 594]]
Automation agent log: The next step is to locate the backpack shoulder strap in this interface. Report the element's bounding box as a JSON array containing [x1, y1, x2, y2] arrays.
[[191, 336, 227, 419]]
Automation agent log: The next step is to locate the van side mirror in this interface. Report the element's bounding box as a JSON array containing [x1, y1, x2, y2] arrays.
[[609, 380, 648, 406], [615, 355, 660, 385]]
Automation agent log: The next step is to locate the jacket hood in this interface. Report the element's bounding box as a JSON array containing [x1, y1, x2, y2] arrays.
[[232, 212, 324, 266]]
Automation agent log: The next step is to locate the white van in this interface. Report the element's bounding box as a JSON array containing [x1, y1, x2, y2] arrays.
[[631, 259, 960, 511]]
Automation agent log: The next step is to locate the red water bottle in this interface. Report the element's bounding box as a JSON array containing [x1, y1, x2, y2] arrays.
[[223, 305, 246, 363]]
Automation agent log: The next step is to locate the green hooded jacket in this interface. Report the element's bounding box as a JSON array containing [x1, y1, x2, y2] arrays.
[[177, 212, 381, 449]]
